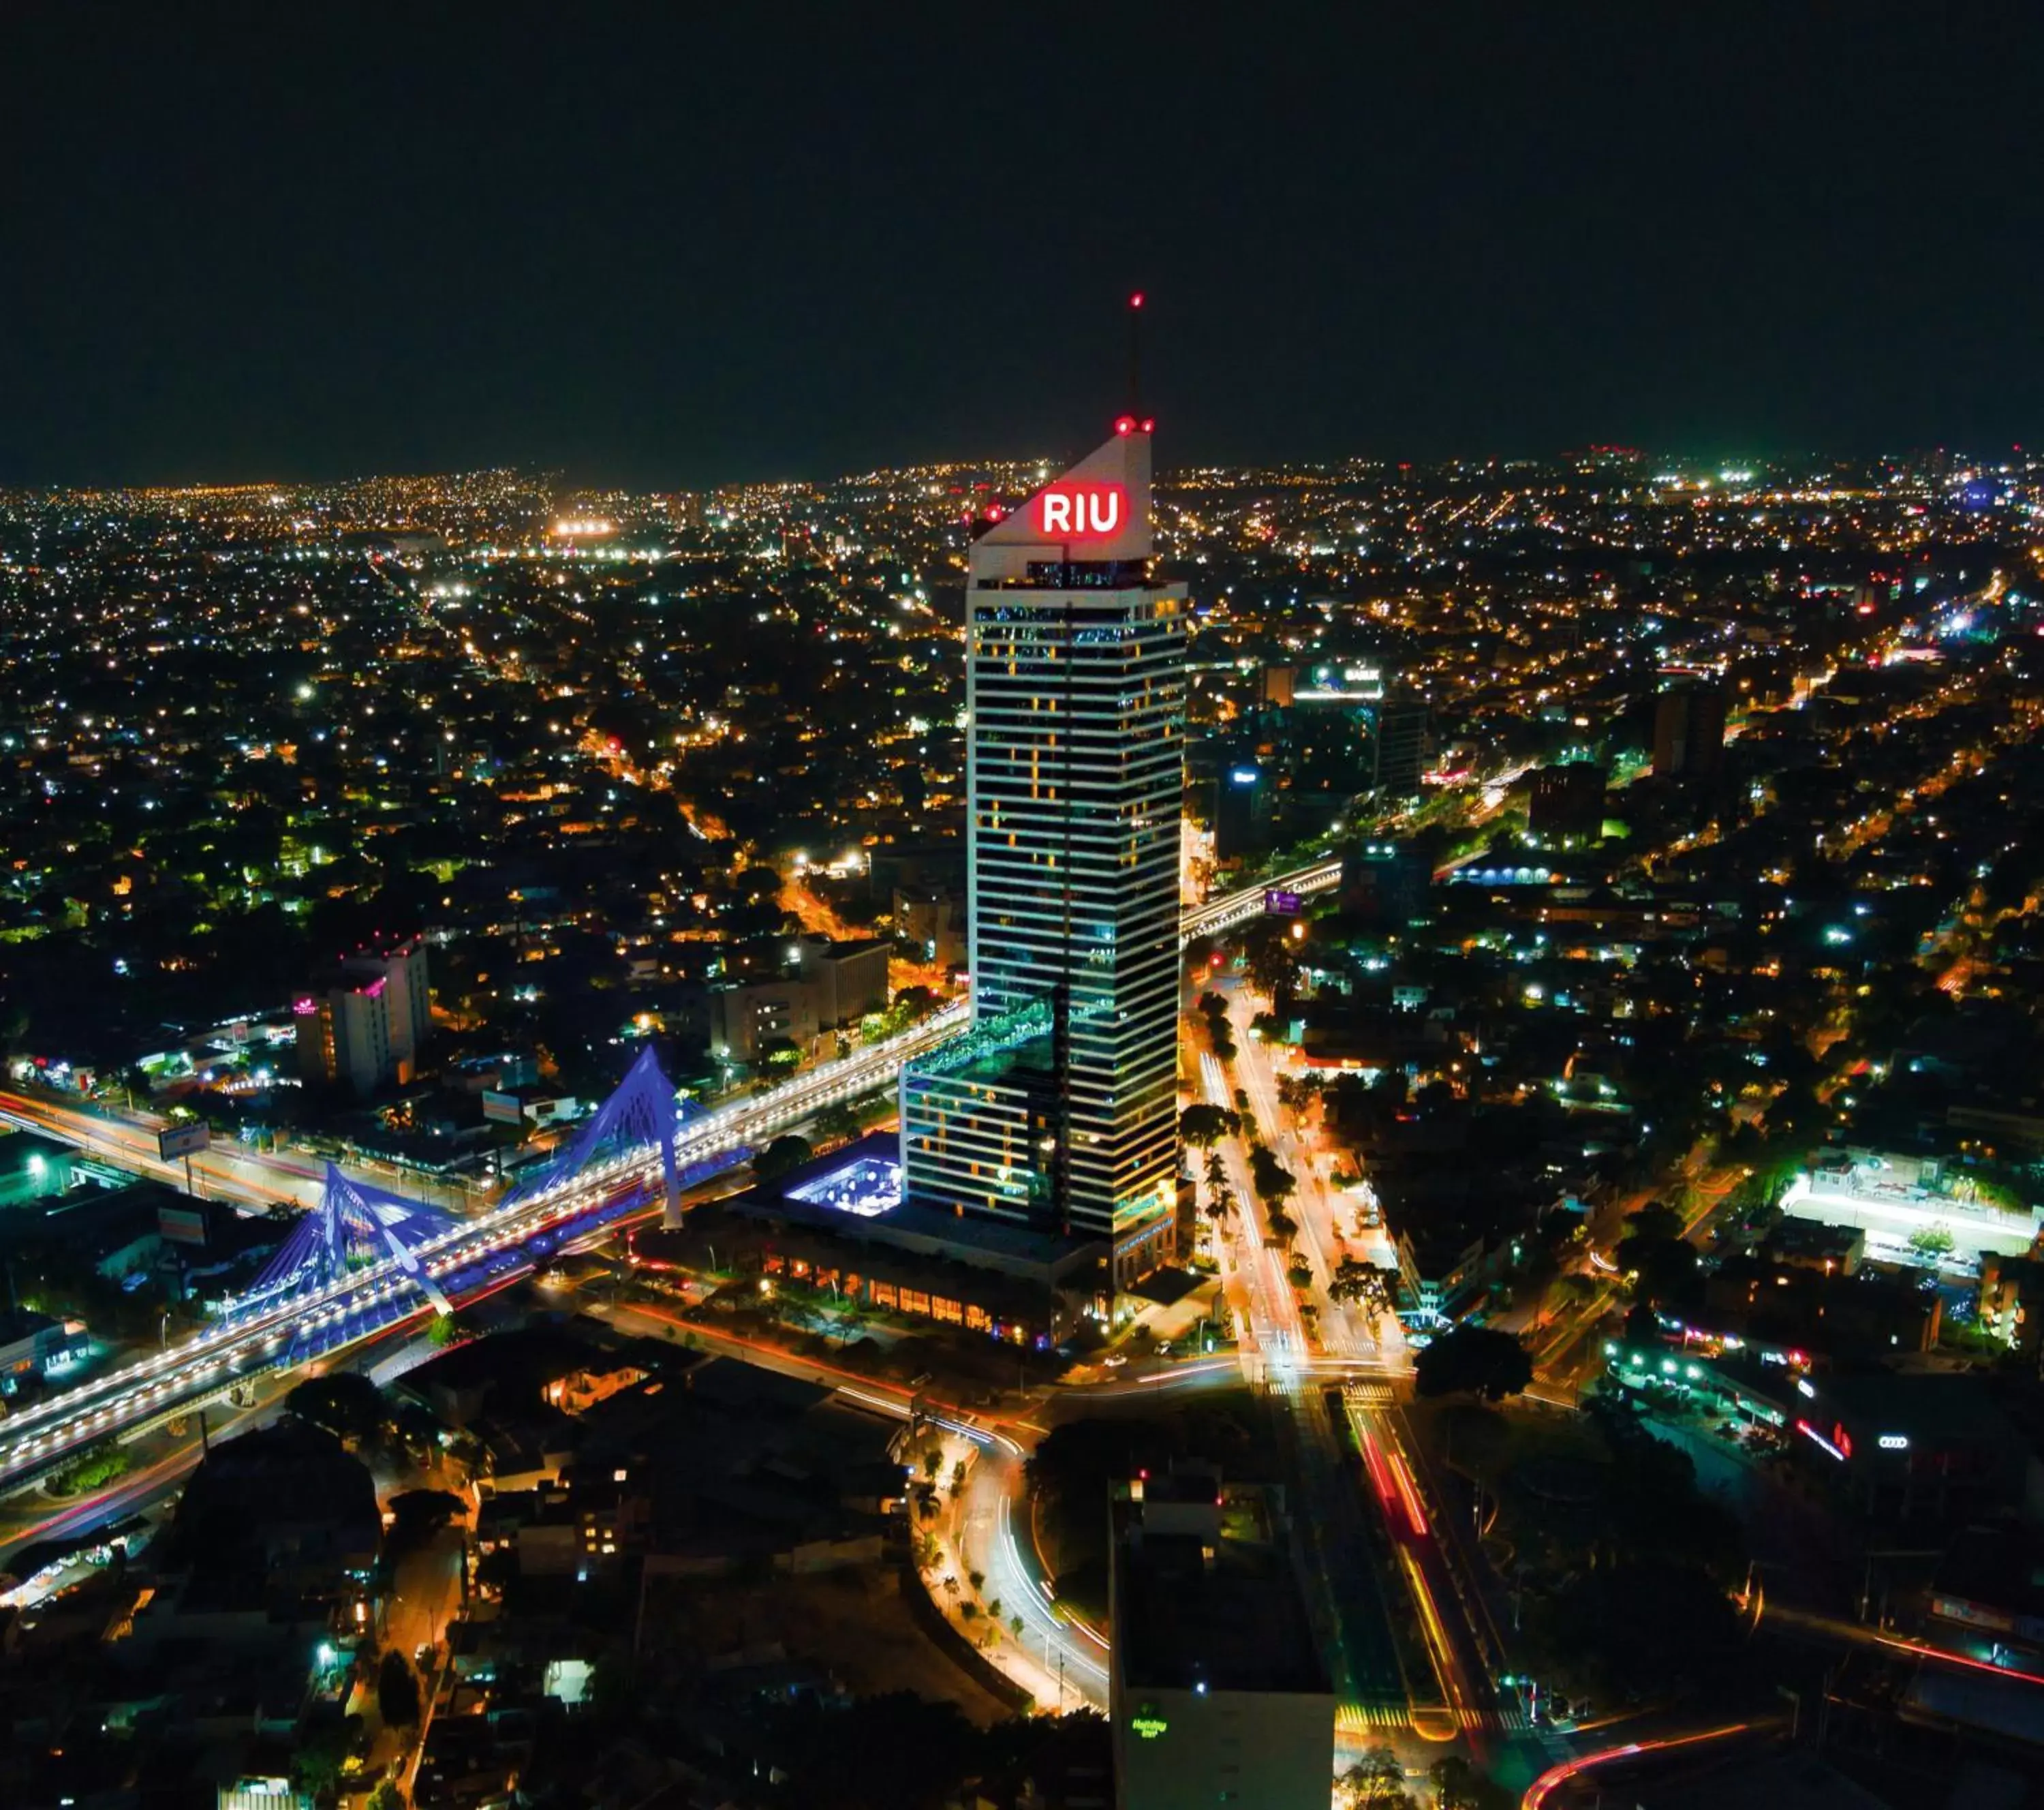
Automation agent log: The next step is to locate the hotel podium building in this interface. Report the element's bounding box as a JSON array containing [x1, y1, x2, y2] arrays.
[[900, 420, 1186, 1287]]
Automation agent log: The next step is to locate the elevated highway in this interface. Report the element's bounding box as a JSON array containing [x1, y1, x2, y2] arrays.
[[0, 854, 1344, 1490]]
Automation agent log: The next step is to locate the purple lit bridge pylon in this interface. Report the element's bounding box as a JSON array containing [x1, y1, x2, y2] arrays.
[[239, 1163, 461, 1315], [504, 1043, 719, 1229]]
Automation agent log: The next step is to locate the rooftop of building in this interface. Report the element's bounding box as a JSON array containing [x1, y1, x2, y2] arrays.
[[0, 1305, 61, 1344], [1932, 1525, 2044, 1617], [2, 1176, 179, 1251], [730, 1133, 1104, 1276], [1112, 1486, 1328, 1697], [1818, 1367, 2017, 1447], [0, 1128, 77, 1175], [1765, 1219, 1867, 1257], [399, 1315, 668, 1411]]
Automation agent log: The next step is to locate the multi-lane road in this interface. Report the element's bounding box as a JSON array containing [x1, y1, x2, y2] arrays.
[[3, 842, 1575, 1790], [1181, 856, 1342, 943], [1201, 971, 1545, 1766], [0, 858, 1348, 1496], [1194, 994, 1416, 1726], [0, 1000, 982, 1490]]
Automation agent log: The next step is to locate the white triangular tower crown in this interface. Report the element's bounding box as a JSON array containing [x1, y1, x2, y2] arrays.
[[970, 423, 1153, 581]]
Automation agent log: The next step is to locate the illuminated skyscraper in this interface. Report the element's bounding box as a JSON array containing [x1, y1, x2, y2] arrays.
[[900, 420, 1186, 1284]]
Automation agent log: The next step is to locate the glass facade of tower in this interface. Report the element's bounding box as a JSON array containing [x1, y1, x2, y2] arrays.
[[901, 538, 1187, 1274]]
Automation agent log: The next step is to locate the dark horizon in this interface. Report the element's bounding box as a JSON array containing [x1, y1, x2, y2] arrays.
[[5, 6, 2041, 489]]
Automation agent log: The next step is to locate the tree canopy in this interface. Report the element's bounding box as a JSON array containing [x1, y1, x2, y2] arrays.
[[1248, 1145, 1296, 1208], [1180, 1103, 1243, 1147], [758, 1696, 1109, 1810], [1329, 1257, 1399, 1317], [754, 1133, 814, 1180], [1413, 1325, 1532, 1402], [384, 1487, 466, 1561], [812, 1100, 861, 1144], [1614, 1229, 1700, 1308], [1525, 1558, 1743, 1704], [285, 1372, 391, 1446], [1339, 1745, 1412, 1810], [377, 1650, 422, 1730]]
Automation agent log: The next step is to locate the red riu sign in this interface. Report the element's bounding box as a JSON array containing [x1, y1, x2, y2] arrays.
[[1035, 480, 1128, 540]]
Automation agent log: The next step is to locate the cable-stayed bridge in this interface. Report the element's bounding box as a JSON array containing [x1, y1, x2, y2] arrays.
[[0, 857, 1340, 1488]]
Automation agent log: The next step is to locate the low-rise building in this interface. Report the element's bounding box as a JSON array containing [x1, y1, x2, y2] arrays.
[[0, 1130, 77, 1208], [793, 935, 891, 1029], [1927, 1527, 2044, 1663], [1528, 760, 1608, 842], [1763, 1218, 1866, 1276], [894, 883, 966, 970], [1109, 1464, 1333, 1809], [709, 936, 893, 1063], [687, 1136, 1106, 1341], [0, 1306, 88, 1395], [710, 974, 820, 1064], [1794, 1370, 2022, 1525], [1703, 1251, 1940, 1358]]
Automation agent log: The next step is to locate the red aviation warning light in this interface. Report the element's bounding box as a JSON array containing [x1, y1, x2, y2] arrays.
[[1113, 415, 1137, 436], [1036, 480, 1130, 540]]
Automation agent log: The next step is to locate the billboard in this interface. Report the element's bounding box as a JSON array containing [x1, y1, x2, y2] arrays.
[[1294, 662, 1384, 702], [1263, 889, 1302, 915], [159, 1204, 208, 1247], [482, 1090, 525, 1126], [157, 1122, 211, 1161]]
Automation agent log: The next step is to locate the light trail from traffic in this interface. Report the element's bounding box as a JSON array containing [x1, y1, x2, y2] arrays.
[[0, 1000, 974, 1486], [1521, 1719, 1765, 1809], [1399, 1546, 1470, 1738], [0, 854, 1357, 1518], [1180, 857, 1342, 943], [1385, 1445, 1431, 1539], [595, 1294, 1111, 1710]]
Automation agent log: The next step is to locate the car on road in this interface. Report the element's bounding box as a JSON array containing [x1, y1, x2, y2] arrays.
[[1101, 1354, 1127, 1368]]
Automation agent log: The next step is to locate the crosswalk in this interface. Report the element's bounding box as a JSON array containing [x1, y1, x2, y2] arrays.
[[1335, 1701, 1576, 1749], [1496, 1706, 1577, 1759], [1336, 1702, 1413, 1733]]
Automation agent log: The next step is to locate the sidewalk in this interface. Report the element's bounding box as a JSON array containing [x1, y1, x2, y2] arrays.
[[914, 1433, 1066, 1711]]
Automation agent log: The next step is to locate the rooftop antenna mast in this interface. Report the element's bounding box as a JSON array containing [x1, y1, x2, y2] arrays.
[[1127, 290, 1145, 420]]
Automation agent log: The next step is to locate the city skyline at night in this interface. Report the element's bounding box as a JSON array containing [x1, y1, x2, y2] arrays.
[[7, 10, 2044, 1810]]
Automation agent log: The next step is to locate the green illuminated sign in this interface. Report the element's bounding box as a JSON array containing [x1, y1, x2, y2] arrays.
[[1131, 1705, 1169, 1740]]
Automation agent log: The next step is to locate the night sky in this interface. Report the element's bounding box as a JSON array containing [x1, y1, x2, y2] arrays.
[[6, 5, 2041, 487]]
